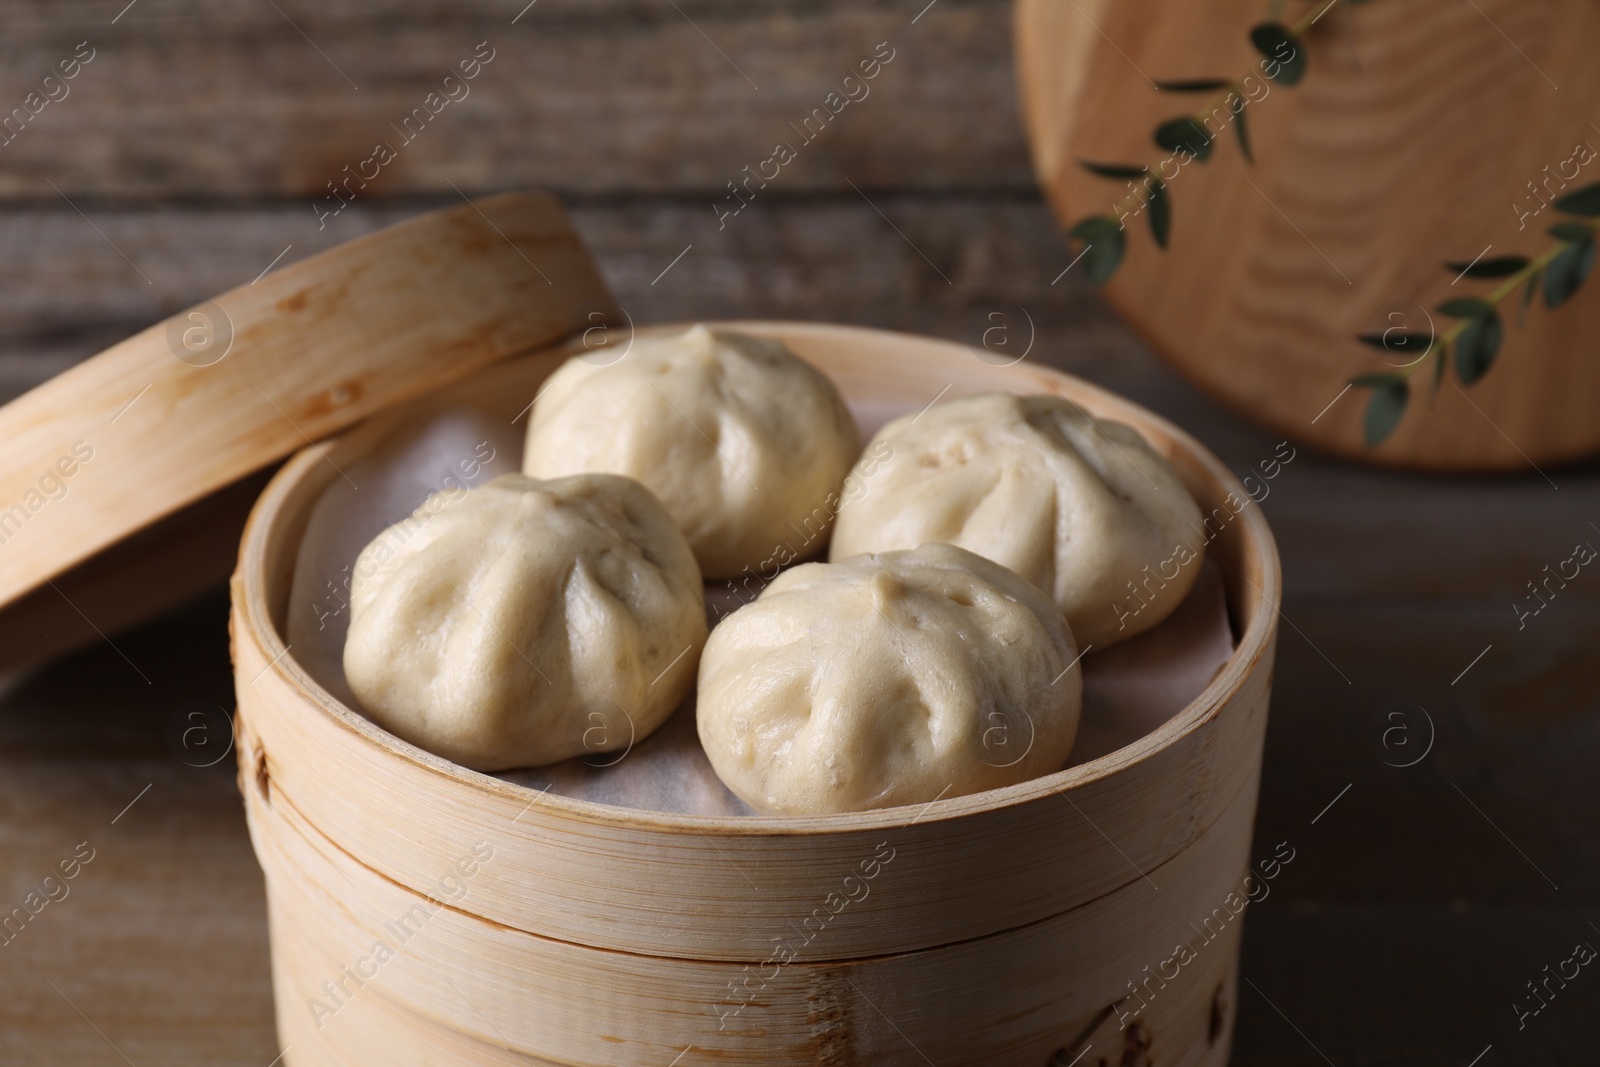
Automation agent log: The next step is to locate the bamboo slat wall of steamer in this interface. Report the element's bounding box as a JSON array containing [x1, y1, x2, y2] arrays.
[[1, 2, 1598, 1065]]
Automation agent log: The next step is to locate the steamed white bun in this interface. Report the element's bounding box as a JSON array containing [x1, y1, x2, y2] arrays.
[[696, 543, 1081, 815], [523, 325, 860, 579], [830, 393, 1203, 647], [343, 473, 707, 771]]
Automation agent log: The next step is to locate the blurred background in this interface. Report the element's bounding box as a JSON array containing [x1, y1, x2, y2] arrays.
[[1, 1, 1597, 1064]]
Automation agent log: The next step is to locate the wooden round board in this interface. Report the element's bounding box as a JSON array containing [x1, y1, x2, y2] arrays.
[[1016, 0, 1600, 471], [0, 191, 614, 671]]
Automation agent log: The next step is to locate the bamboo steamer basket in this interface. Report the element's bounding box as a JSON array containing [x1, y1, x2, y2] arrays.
[[231, 315, 1282, 1066]]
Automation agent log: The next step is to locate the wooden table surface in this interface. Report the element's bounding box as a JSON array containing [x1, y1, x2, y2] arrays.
[[2, 2, 1596, 1064]]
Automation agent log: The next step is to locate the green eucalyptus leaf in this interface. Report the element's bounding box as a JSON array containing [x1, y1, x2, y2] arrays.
[[1154, 117, 1214, 162], [1548, 221, 1593, 242], [1453, 310, 1503, 385], [1234, 106, 1254, 164], [1543, 234, 1596, 307], [1356, 330, 1432, 355], [1079, 160, 1150, 180], [1443, 255, 1529, 278], [1069, 216, 1120, 240], [1250, 22, 1306, 85], [1147, 179, 1171, 249], [1361, 379, 1408, 447], [1521, 269, 1541, 324], [1436, 296, 1494, 318], [1084, 230, 1127, 285], [1154, 78, 1231, 93], [1069, 216, 1126, 285], [1553, 181, 1600, 217]]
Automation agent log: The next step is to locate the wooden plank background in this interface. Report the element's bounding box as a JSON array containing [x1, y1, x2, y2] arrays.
[[2, 1, 1598, 1064]]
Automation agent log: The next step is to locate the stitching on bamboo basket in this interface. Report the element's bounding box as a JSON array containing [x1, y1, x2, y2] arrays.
[[245, 740, 1260, 968]]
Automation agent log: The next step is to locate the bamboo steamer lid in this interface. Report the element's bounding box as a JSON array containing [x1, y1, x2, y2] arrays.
[[0, 192, 614, 671]]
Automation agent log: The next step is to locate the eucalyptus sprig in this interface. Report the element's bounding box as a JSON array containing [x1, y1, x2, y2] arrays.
[[1065, 0, 1349, 284], [1350, 181, 1600, 446]]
